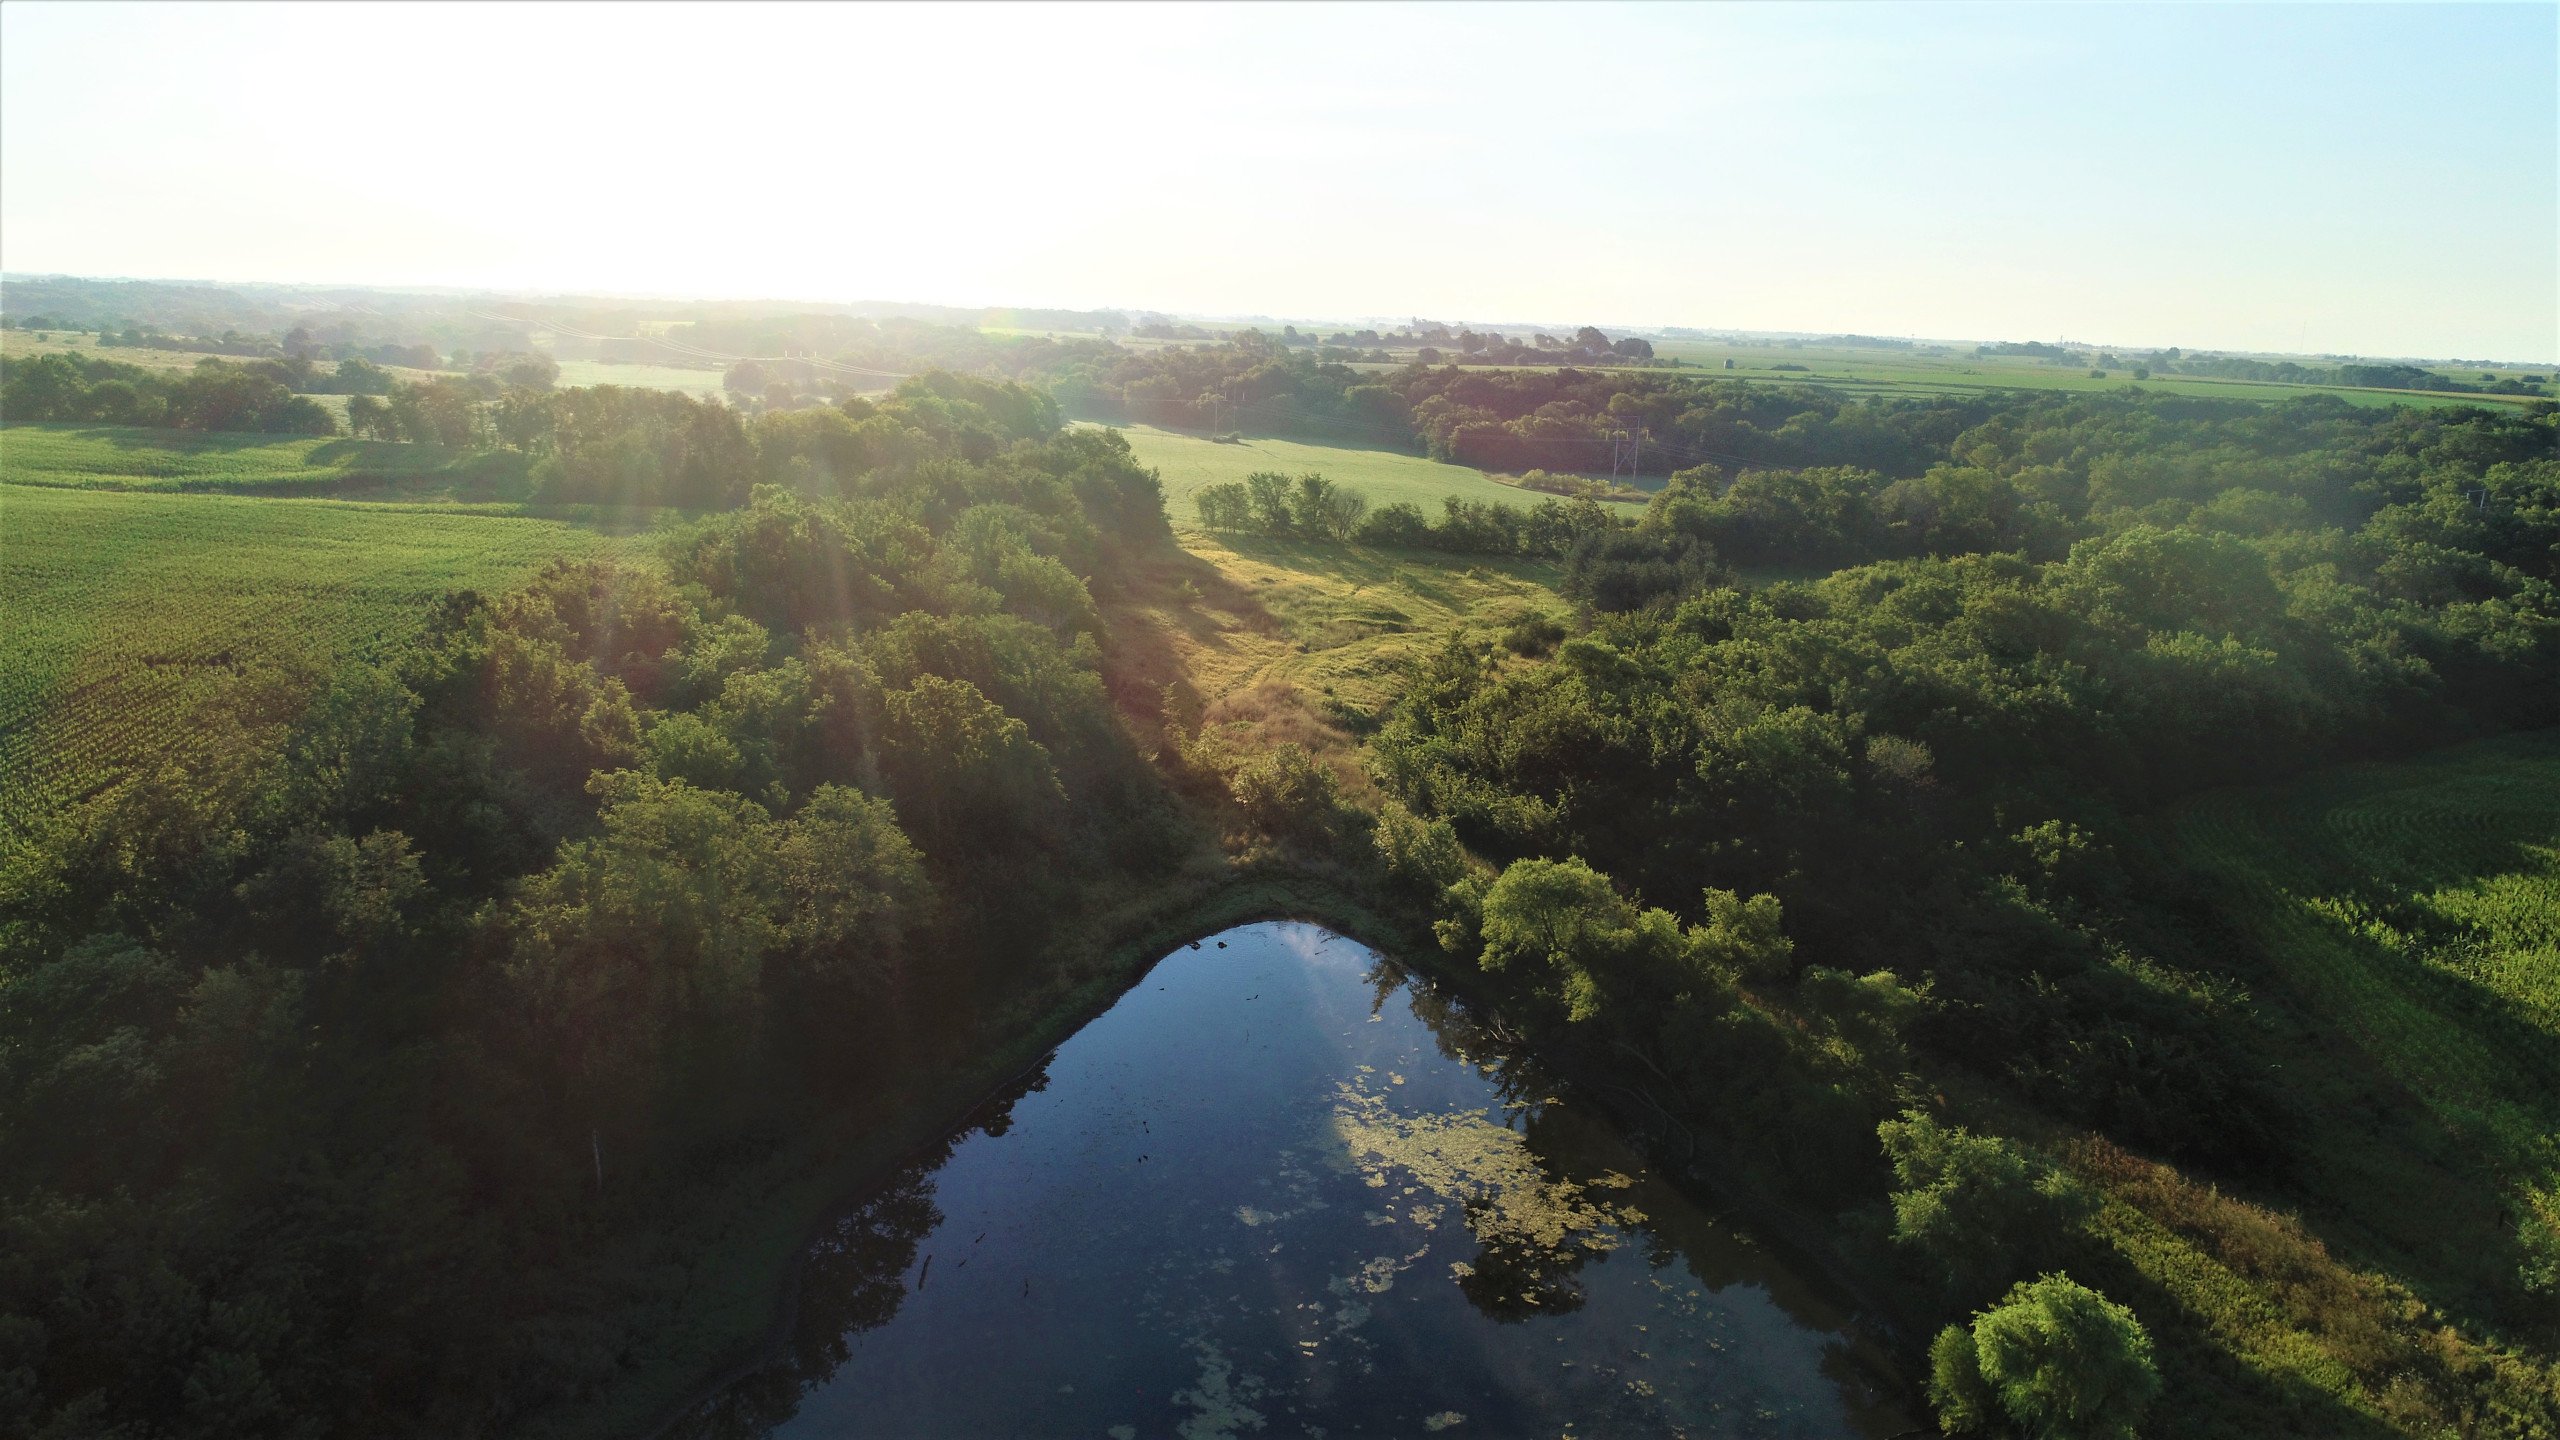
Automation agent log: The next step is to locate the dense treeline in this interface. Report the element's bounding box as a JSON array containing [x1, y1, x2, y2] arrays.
[[0, 352, 339, 434], [0, 398, 1183, 1434], [1193, 468, 1626, 559], [1357, 394, 2560, 1434], [1042, 337, 1993, 478]]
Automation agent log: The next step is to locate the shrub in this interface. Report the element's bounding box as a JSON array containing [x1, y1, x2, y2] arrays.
[[1879, 1112, 2095, 1298], [1227, 742, 1338, 839], [1499, 612, 1566, 656], [1929, 1274, 2159, 1440], [1372, 799, 1466, 895], [1354, 502, 1432, 548]]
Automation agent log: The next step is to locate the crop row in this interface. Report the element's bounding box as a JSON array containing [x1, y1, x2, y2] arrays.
[[0, 483, 627, 840]]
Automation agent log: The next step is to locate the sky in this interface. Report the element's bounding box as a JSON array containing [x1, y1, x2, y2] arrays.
[[2, 2, 2553, 360]]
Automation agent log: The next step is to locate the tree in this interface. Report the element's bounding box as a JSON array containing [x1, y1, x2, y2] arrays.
[[1288, 473, 1367, 539], [1226, 742, 1337, 838], [1242, 471, 1297, 533], [878, 674, 1062, 853], [1195, 481, 1253, 532], [1929, 1274, 2159, 1440], [1878, 1113, 2094, 1297], [501, 353, 560, 390], [343, 389, 386, 435]]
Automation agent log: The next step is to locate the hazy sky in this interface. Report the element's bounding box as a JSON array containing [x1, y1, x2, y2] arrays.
[[3, 2, 2552, 359]]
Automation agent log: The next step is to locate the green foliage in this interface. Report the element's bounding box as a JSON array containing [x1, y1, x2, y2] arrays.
[[2, 352, 336, 435], [1929, 1275, 2160, 1440], [1195, 467, 1622, 559], [880, 674, 1063, 854], [0, 366, 1186, 1437], [0, 422, 531, 497], [0, 484, 629, 841], [2171, 730, 2560, 1314], [1372, 799, 1468, 897], [1879, 1113, 2095, 1298], [1225, 741, 1339, 840], [1474, 857, 1768, 1033]]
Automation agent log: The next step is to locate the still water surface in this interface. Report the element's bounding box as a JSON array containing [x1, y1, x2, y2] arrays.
[[675, 922, 1913, 1438]]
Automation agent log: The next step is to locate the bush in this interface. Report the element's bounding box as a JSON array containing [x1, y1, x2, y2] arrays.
[[1372, 799, 1466, 896], [1499, 612, 1566, 656], [1878, 1112, 2095, 1298], [1560, 529, 1719, 611], [1354, 502, 1432, 548], [1929, 1274, 2159, 1440], [1227, 742, 1338, 839]]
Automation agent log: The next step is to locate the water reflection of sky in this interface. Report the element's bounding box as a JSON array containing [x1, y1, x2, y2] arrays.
[[674, 922, 1915, 1439]]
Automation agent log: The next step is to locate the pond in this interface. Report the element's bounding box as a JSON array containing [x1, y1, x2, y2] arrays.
[[672, 921, 1916, 1438]]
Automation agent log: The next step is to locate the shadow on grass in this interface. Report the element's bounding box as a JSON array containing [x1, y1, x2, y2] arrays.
[[1095, 543, 1282, 729]]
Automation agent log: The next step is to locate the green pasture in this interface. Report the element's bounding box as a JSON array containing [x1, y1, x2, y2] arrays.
[[0, 422, 531, 499], [1084, 421, 1647, 526], [0, 483, 629, 840]]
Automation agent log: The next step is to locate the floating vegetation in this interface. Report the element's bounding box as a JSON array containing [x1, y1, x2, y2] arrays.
[[1329, 1080, 1644, 1255], [1172, 1337, 1269, 1440]]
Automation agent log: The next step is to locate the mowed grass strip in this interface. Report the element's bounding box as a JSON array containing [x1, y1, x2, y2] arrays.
[[0, 483, 629, 835], [1084, 421, 1647, 525], [1, 422, 531, 497]]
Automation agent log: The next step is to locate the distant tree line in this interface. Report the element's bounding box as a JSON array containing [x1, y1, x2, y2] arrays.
[[1193, 469, 1629, 561], [0, 352, 337, 434]]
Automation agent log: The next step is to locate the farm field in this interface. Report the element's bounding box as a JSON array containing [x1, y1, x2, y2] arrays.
[[550, 358, 729, 396], [1638, 338, 2554, 409], [0, 327, 451, 384], [1085, 420, 1647, 525], [0, 483, 630, 841], [1, 422, 532, 498], [2117, 731, 2560, 1424]]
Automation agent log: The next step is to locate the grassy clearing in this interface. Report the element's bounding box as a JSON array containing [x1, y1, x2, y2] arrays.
[[551, 359, 728, 397], [0, 483, 631, 838], [1, 422, 531, 499], [1086, 421, 1646, 524], [1104, 530, 1569, 719]]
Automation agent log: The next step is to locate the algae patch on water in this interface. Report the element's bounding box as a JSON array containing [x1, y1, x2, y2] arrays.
[[1327, 1080, 1644, 1256], [1172, 1336, 1268, 1440]]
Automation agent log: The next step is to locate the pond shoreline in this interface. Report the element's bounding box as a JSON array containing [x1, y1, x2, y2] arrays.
[[579, 864, 1921, 1440], [570, 868, 1415, 1440]]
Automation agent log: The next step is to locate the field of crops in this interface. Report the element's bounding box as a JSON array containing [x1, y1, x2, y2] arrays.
[[1086, 421, 1647, 526], [2169, 731, 2560, 1301], [1636, 339, 2552, 410], [0, 483, 629, 840], [0, 328, 451, 384], [550, 359, 729, 397], [1, 422, 533, 498]]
